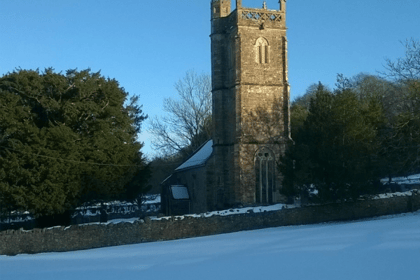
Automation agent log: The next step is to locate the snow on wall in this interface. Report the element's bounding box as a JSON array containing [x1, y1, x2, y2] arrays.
[[381, 174, 420, 185]]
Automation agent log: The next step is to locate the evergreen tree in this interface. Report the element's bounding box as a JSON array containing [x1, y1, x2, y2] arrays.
[[0, 69, 148, 222], [280, 83, 386, 202]]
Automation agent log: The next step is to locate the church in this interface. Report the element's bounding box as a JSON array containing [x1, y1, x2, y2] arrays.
[[161, 0, 291, 215]]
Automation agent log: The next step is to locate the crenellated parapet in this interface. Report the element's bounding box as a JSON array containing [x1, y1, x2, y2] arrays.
[[240, 9, 283, 22], [238, 8, 284, 29], [211, 1, 286, 32]]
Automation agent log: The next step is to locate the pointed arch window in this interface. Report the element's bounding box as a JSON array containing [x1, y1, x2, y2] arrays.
[[255, 37, 270, 64], [255, 147, 275, 204]]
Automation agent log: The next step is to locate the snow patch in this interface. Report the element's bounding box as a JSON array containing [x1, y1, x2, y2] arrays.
[[381, 173, 420, 185], [170, 186, 189, 200], [372, 190, 415, 200]]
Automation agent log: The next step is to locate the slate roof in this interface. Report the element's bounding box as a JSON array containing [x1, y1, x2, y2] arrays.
[[175, 140, 213, 171]]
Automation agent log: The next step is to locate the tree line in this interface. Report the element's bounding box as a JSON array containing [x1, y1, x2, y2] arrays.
[[147, 39, 420, 204], [8, 39, 415, 226], [0, 68, 212, 227], [280, 39, 420, 202]]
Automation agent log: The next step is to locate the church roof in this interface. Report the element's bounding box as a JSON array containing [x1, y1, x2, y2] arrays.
[[175, 139, 213, 172]]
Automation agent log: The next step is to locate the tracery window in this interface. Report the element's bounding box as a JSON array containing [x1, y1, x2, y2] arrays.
[[255, 37, 269, 64], [255, 147, 275, 204]]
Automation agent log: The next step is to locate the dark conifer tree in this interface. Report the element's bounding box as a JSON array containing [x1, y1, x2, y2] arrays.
[[280, 83, 386, 202], [0, 69, 149, 224]]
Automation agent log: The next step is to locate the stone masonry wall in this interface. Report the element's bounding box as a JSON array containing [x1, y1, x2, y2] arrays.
[[211, 3, 289, 209], [1, 191, 419, 256]]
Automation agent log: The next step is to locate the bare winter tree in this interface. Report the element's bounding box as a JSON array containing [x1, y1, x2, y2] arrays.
[[383, 38, 420, 81], [380, 38, 420, 176], [149, 70, 212, 157]]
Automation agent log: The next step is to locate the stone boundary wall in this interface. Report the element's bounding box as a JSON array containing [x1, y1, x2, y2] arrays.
[[1, 191, 419, 256], [1, 202, 161, 231]]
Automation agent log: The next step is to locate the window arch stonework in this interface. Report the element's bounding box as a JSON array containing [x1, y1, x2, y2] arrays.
[[255, 37, 270, 64], [254, 147, 275, 204]]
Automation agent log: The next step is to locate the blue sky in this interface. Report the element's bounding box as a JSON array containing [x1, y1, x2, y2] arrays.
[[1, 0, 419, 157]]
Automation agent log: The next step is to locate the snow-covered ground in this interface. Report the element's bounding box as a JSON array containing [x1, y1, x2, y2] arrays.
[[1, 211, 419, 280]]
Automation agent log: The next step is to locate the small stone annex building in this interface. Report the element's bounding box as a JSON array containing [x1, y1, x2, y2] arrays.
[[162, 0, 291, 215]]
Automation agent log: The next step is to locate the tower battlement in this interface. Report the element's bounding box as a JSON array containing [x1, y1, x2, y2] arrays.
[[238, 8, 284, 29], [240, 8, 282, 22], [211, 1, 286, 34], [212, 0, 287, 14]]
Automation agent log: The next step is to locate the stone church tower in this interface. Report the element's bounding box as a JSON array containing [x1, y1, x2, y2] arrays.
[[209, 0, 290, 209]]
